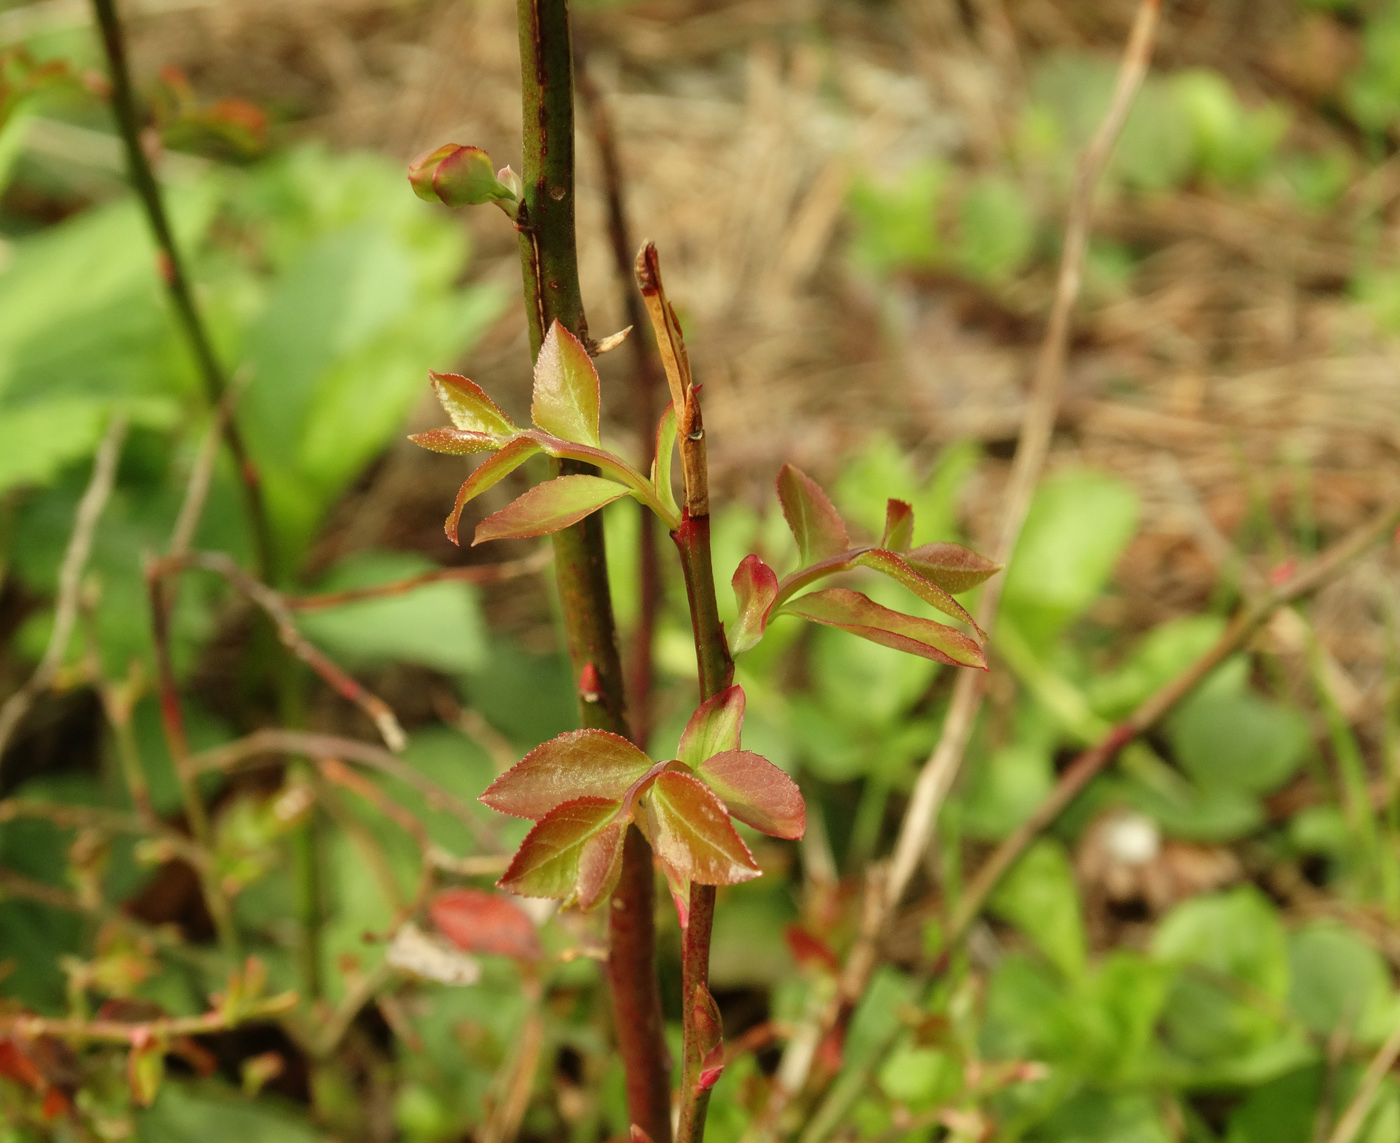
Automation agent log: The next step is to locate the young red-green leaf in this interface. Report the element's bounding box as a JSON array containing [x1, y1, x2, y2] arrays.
[[474, 475, 629, 545], [127, 1033, 165, 1107], [882, 499, 914, 552], [730, 554, 779, 653], [481, 729, 653, 820], [854, 549, 983, 636], [430, 888, 542, 960], [643, 771, 760, 886], [699, 750, 805, 839], [576, 823, 627, 910], [904, 542, 1001, 594], [692, 984, 725, 1091], [652, 402, 680, 518], [430, 371, 517, 436], [777, 464, 849, 566], [408, 144, 516, 208], [780, 588, 987, 669], [411, 427, 499, 456], [498, 797, 622, 899], [677, 685, 745, 770], [444, 435, 540, 544], [532, 321, 601, 447]]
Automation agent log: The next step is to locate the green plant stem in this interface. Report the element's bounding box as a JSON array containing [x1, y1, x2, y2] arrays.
[[673, 513, 734, 1143], [89, 0, 275, 584], [514, 3, 671, 1139]]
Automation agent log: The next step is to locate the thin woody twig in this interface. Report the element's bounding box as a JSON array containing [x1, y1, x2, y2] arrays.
[[187, 728, 503, 849], [1324, 1014, 1400, 1143], [764, 0, 1163, 1124], [283, 549, 551, 612], [0, 416, 127, 768], [0, 991, 298, 1043], [151, 551, 407, 752], [948, 497, 1400, 949], [169, 378, 245, 559]]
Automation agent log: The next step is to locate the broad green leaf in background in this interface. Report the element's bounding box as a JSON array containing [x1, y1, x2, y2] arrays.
[[1167, 689, 1309, 795], [1002, 469, 1138, 649], [1225, 1065, 1323, 1143], [956, 174, 1037, 284], [958, 741, 1055, 840], [847, 161, 946, 273], [1088, 614, 1227, 720], [878, 1045, 962, 1109], [138, 1080, 319, 1143], [297, 550, 487, 674], [1033, 1090, 1173, 1143], [1173, 69, 1288, 186], [1287, 922, 1391, 1038], [1153, 887, 1288, 999], [835, 436, 979, 549], [988, 838, 1087, 978]]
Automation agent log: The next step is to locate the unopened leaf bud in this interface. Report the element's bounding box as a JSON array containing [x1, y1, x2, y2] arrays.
[[407, 143, 519, 211]]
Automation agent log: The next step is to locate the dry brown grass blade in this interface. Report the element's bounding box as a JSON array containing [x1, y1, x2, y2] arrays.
[[0, 416, 127, 769], [1325, 1014, 1400, 1143], [760, 0, 1164, 1127]]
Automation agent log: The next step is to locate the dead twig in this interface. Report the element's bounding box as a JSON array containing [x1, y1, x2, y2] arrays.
[[0, 416, 127, 768], [151, 551, 407, 751], [765, 0, 1164, 1123], [948, 497, 1400, 949], [0, 991, 298, 1043], [282, 549, 550, 612], [187, 728, 503, 849]]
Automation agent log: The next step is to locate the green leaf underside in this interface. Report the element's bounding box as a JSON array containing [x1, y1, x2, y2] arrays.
[[474, 474, 629, 545], [780, 588, 986, 669], [430, 371, 516, 435], [731, 554, 779, 653], [411, 427, 500, 455], [904, 541, 1001, 594], [644, 771, 760, 886], [430, 888, 541, 959], [653, 402, 680, 517], [699, 749, 805, 839], [678, 685, 746, 770], [531, 321, 601, 446], [445, 436, 540, 543], [778, 464, 850, 566], [576, 823, 627, 910], [883, 498, 914, 552], [498, 797, 622, 899], [481, 729, 653, 819], [854, 549, 982, 635]]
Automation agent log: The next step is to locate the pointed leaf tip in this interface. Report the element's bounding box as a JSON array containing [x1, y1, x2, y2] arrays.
[[430, 371, 516, 436], [882, 499, 914, 552], [532, 321, 602, 447], [700, 750, 805, 839], [474, 474, 629, 545], [780, 587, 987, 669], [643, 771, 760, 887], [678, 685, 746, 769], [730, 554, 778, 654], [480, 728, 652, 820], [444, 436, 540, 544], [903, 542, 1002, 594], [498, 797, 622, 900], [777, 464, 849, 566]]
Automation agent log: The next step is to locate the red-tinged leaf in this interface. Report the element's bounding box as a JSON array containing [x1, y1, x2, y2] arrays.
[[410, 427, 499, 455], [498, 797, 622, 900], [882, 499, 914, 552], [697, 1056, 725, 1092], [731, 554, 778, 654], [632, 1128, 656, 1143], [445, 436, 540, 544], [854, 549, 983, 637], [430, 371, 516, 435], [904, 542, 1001, 594], [430, 887, 542, 960], [532, 320, 601, 446], [474, 475, 629, 545], [408, 143, 458, 201], [785, 925, 841, 973], [481, 729, 653, 820], [0, 1039, 45, 1091], [643, 771, 759, 886], [677, 685, 745, 770], [779, 588, 987, 670], [652, 402, 680, 517], [576, 823, 626, 910], [777, 464, 849, 566], [699, 750, 805, 840], [41, 1086, 71, 1119]]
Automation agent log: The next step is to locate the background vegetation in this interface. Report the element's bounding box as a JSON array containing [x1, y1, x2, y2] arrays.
[[4, 0, 1400, 1141]]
